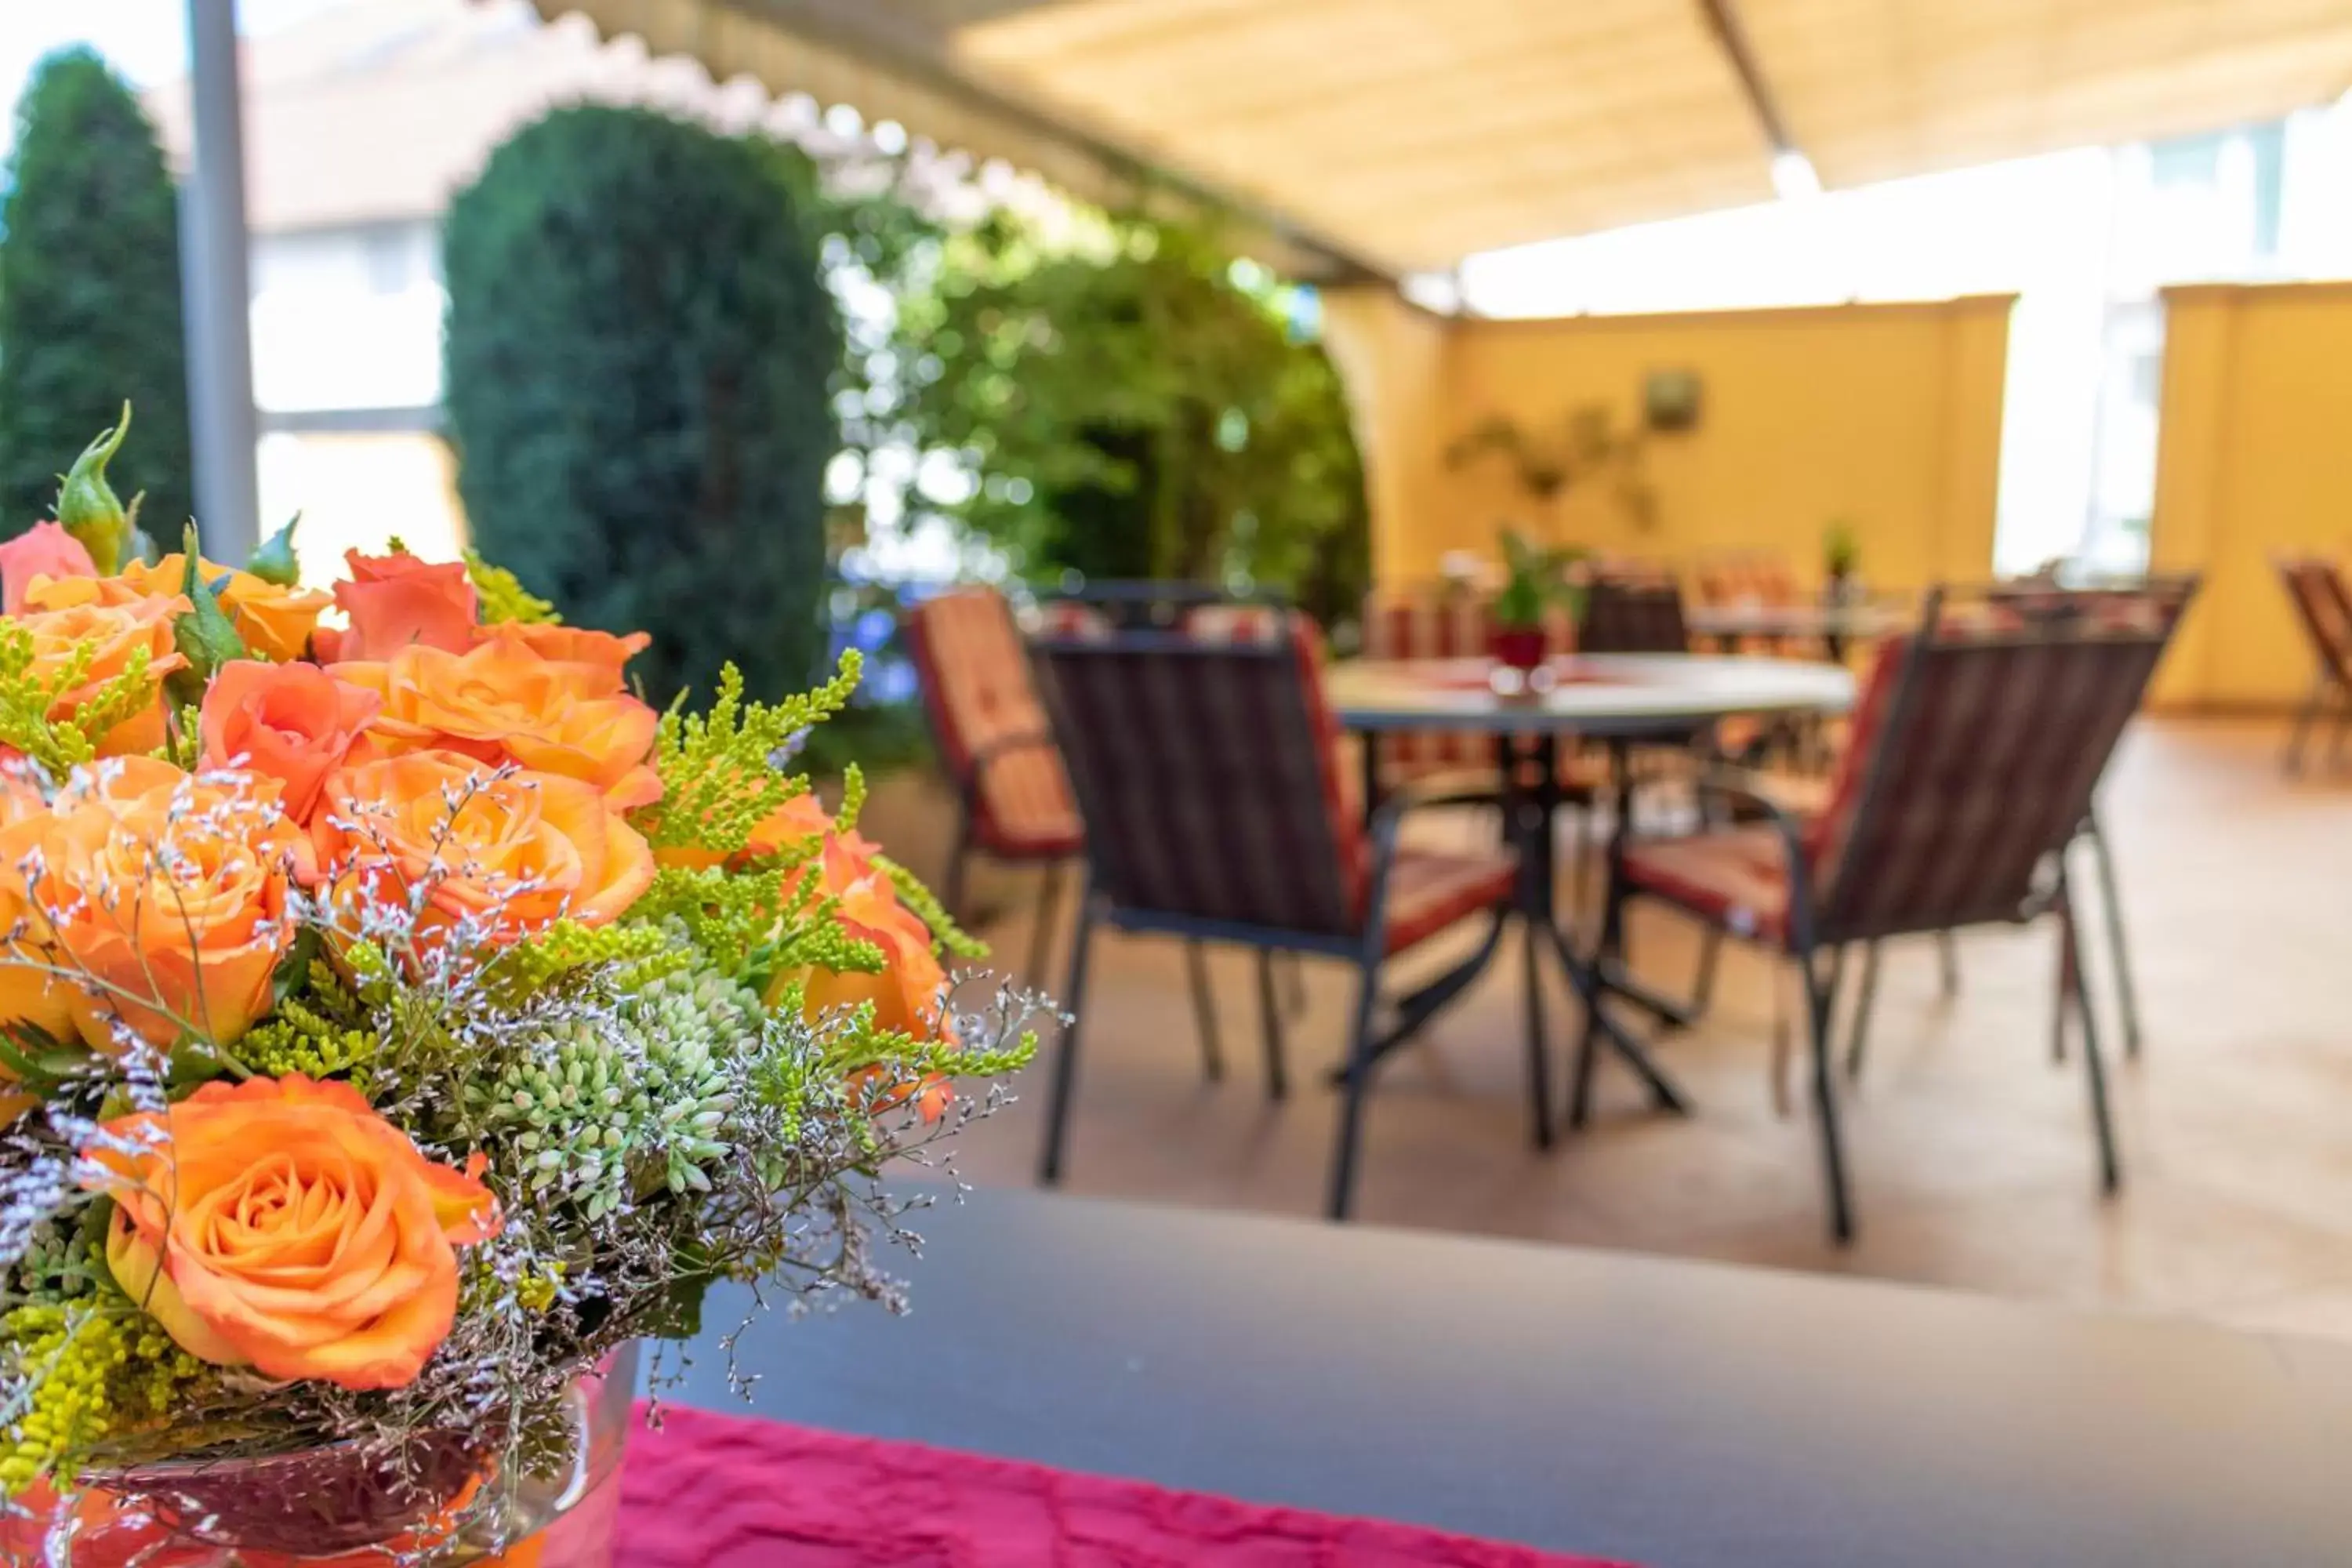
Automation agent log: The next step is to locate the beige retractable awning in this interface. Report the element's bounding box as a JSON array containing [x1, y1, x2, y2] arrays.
[[533, 0, 2352, 278]]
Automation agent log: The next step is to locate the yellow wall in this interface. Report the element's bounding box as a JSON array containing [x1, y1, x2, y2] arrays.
[[1323, 291, 2015, 593], [2148, 281, 2352, 709]]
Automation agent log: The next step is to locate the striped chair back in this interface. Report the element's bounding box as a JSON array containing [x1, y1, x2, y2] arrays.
[[1031, 619, 1367, 940], [1806, 581, 2194, 943], [1695, 552, 1802, 608], [1041, 581, 1287, 633], [905, 586, 1082, 855], [1578, 572, 1689, 655], [2277, 557, 2352, 681], [1361, 583, 1573, 782]]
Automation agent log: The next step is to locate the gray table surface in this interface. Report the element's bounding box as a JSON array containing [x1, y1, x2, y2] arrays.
[[658, 1188, 2352, 1568], [1326, 654, 1854, 735]]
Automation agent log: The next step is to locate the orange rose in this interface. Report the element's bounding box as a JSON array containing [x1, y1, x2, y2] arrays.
[[313, 550, 478, 664], [85, 1074, 499, 1391], [334, 638, 662, 810], [23, 758, 308, 1051], [9, 589, 190, 755], [474, 620, 649, 698], [0, 521, 96, 615], [201, 660, 381, 822], [798, 869, 952, 1044], [312, 750, 654, 949], [117, 553, 332, 662]]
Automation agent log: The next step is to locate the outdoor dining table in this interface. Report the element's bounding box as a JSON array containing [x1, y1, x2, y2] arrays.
[[1683, 598, 1911, 661], [648, 1186, 2352, 1567], [1323, 653, 1853, 1121]]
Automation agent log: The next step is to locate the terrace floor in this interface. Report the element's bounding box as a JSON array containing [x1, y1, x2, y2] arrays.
[[895, 717, 2352, 1340]]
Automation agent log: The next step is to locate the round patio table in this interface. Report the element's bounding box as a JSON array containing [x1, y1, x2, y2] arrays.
[[1323, 653, 1854, 1120]]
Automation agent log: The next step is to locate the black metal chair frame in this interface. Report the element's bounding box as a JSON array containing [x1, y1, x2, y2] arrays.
[[1035, 582, 1311, 1034], [2278, 557, 2352, 776], [1029, 632, 1541, 1221], [1590, 586, 2187, 1243]]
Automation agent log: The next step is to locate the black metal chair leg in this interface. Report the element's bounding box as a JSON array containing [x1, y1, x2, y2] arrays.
[[2285, 675, 2327, 775], [1803, 947, 1856, 1244], [1842, 941, 1882, 1083], [1690, 924, 1724, 1018], [1025, 862, 1065, 985], [1570, 804, 1596, 916], [1257, 949, 1289, 1102], [2061, 878, 2122, 1194], [1038, 893, 1098, 1185], [1566, 858, 1619, 1130], [1184, 941, 1225, 1082], [2051, 893, 2074, 1065], [1522, 915, 1554, 1151], [1936, 930, 1959, 1000], [2082, 814, 2142, 1060], [1326, 958, 1383, 1221]]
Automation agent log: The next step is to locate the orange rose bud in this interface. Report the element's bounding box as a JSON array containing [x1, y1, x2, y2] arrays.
[[86, 1074, 500, 1391], [0, 520, 96, 615], [333, 638, 662, 809], [312, 750, 655, 949], [201, 660, 381, 822], [24, 758, 310, 1051], [314, 550, 479, 664], [8, 589, 190, 755], [118, 552, 332, 662]]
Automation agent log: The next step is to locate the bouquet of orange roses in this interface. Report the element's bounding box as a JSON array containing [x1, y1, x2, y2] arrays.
[[0, 410, 1035, 1559]]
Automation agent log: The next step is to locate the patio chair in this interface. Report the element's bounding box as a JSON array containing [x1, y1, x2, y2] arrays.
[[1784, 579, 2196, 1081], [1576, 570, 1690, 655], [1589, 584, 2184, 1243], [1040, 584, 1312, 1035], [2275, 556, 2352, 775], [1693, 550, 1810, 657], [904, 586, 1085, 985], [1029, 615, 1529, 1221]]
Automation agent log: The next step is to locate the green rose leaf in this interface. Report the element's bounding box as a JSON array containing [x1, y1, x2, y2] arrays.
[[166, 522, 246, 708]]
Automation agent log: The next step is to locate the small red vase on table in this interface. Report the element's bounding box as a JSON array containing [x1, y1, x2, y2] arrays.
[[1489, 625, 1548, 672]]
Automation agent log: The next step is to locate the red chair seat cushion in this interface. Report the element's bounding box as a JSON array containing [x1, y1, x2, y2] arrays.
[[1621, 825, 1791, 942], [1383, 848, 1516, 954]]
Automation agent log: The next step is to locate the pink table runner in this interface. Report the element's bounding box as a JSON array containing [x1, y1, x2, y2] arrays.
[[617, 1403, 1635, 1566]]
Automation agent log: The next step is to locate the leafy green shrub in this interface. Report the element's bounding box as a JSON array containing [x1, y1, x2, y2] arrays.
[[0, 48, 191, 542], [442, 105, 840, 706], [900, 216, 1370, 629]]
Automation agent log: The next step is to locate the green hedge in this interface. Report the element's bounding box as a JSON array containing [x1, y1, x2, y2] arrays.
[[442, 105, 840, 706], [0, 47, 191, 541]]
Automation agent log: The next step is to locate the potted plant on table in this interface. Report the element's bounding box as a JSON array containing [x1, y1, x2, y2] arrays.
[[1823, 517, 1862, 605], [0, 410, 1038, 1565], [1491, 528, 1589, 672]]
